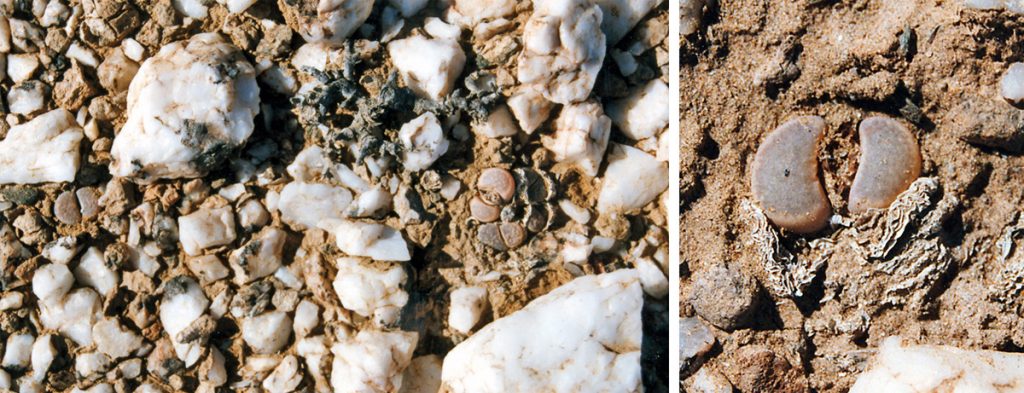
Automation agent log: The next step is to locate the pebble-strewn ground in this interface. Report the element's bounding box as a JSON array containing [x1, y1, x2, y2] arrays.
[[0, 0, 669, 392], [683, 0, 1024, 391]]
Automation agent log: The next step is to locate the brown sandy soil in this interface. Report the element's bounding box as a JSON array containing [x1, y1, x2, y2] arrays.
[[681, 0, 1024, 391]]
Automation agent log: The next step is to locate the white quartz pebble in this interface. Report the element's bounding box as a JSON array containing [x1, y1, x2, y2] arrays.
[[319, 219, 411, 262], [507, 88, 553, 134], [7, 53, 37, 83], [0, 109, 82, 184], [0, 369, 9, 390], [32, 263, 74, 305], [263, 355, 303, 393], [39, 288, 101, 347], [440, 270, 643, 392], [110, 33, 259, 182], [187, 254, 230, 283], [636, 257, 668, 298], [2, 333, 33, 369], [159, 277, 209, 365], [178, 206, 237, 256], [30, 335, 55, 382], [330, 329, 418, 393], [200, 348, 227, 389], [8, 81, 46, 115], [293, 300, 320, 338], [1002, 62, 1024, 106], [542, 101, 612, 177], [217, 0, 258, 14], [228, 227, 286, 284], [282, 0, 373, 47], [597, 144, 668, 213], [75, 352, 110, 378], [389, 34, 466, 101], [606, 79, 669, 140], [333, 257, 409, 325], [399, 355, 443, 393], [472, 105, 519, 138], [851, 336, 1024, 392], [278, 182, 353, 230], [73, 247, 119, 297], [92, 318, 143, 359], [173, 0, 208, 18], [400, 112, 450, 171], [243, 311, 292, 355], [558, 199, 592, 224], [448, 286, 487, 334], [517, 0, 606, 104], [348, 186, 392, 218]]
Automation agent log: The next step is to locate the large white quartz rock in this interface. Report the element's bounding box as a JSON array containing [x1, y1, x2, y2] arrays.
[[517, 0, 606, 104], [597, 144, 668, 213], [0, 109, 83, 184], [388, 24, 466, 101], [110, 33, 259, 182], [73, 247, 120, 297], [591, 0, 663, 44], [332, 257, 408, 324], [31, 335, 56, 382], [542, 101, 611, 177], [2, 333, 33, 369], [178, 206, 237, 256], [330, 329, 418, 393], [243, 311, 292, 355], [440, 269, 643, 392], [851, 336, 1024, 392], [507, 88, 554, 134], [159, 276, 209, 366], [32, 263, 74, 306], [39, 288, 102, 347], [606, 79, 668, 141], [92, 318, 143, 359], [278, 182, 353, 230], [400, 112, 449, 171], [279, 0, 374, 47], [318, 219, 411, 261]]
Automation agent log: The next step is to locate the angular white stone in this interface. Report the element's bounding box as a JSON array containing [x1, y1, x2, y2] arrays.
[[448, 286, 487, 334], [592, 0, 662, 44], [558, 199, 592, 224], [75, 352, 110, 378], [348, 186, 392, 218], [173, 0, 209, 18], [319, 219, 411, 262], [263, 355, 303, 393], [32, 263, 74, 305], [636, 256, 667, 298], [0, 369, 8, 390], [517, 0, 606, 104], [30, 335, 55, 382], [187, 254, 230, 283], [287, 0, 373, 47], [92, 318, 143, 359], [440, 270, 643, 392], [424, 17, 462, 41], [507, 88, 553, 134], [597, 144, 668, 213], [851, 337, 1024, 392], [293, 300, 320, 338], [0, 109, 83, 184], [330, 329, 418, 393], [278, 182, 353, 230], [2, 334, 33, 369], [122, 39, 145, 62], [200, 348, 227, 389], [110, 33, 259, 181], [448, 0, 516, 27], [388, 34, 466, 101], [39, 288, 101, 347], [542, 101, 611, 177], [42, 236, 79, 265], [333, 257, 409, 324], [178, 206, 237, 256], [7, 53, 37, 83], [73, 247, 120, 297], [606, 79, 668, 140], [0, 292, 22, 310], [159, 277, 209, 365], [243, 311, 292, 355], [400, 112, 450, 171], [399, 355, 443, 393], [472, 105, 519, 138], [680, 317, 714, 364], [238, 198, 270, 229], [1003, 62, 1024, 106], [228, 227, 286, 284]]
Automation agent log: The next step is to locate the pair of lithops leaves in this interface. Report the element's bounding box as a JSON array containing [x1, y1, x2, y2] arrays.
[[751, 116, 922, 234], [471, 167, 558, 251]]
